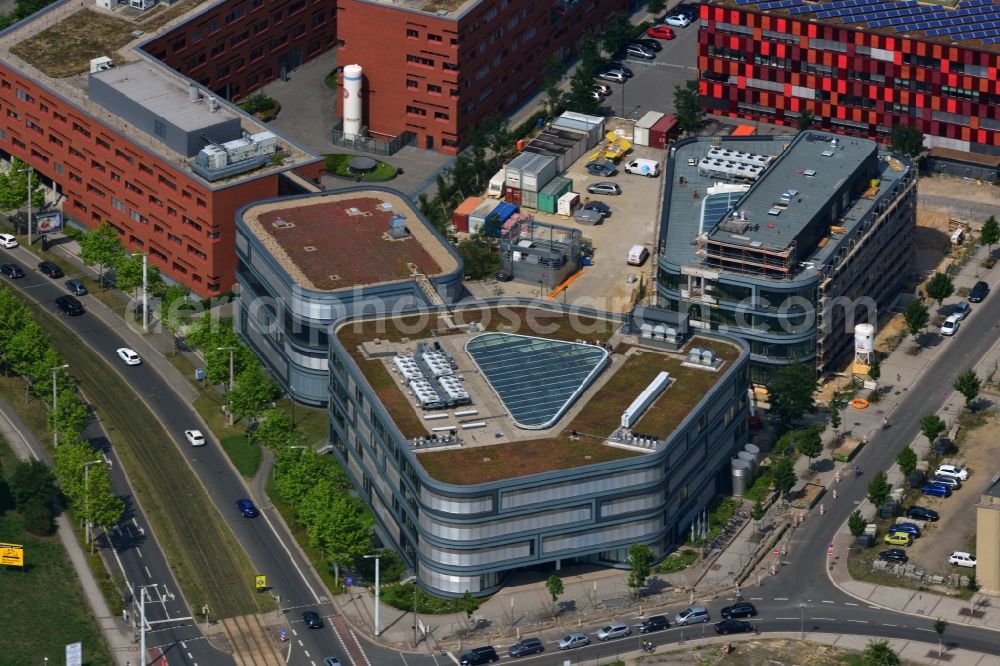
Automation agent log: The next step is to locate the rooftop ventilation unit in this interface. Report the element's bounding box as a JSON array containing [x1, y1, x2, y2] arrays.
[[387, 215, 408, 239], [271, 217, 294, 229], [89, 56, 113, 74]]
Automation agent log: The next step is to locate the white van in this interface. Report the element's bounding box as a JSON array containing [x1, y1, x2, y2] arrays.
[[627, 244, 649, 266], [624, 158, 660, 178], [487, 169, 506, 198]]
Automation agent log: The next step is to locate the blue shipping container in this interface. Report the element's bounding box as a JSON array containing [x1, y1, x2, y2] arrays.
[[484, 202, 519, 237]]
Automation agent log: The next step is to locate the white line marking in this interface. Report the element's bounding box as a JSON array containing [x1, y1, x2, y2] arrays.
[[813, 617, 836, 621], [883, 624, 898, 627], [292, 629, 299, 637], [822, 600, 834, 604], [297, 639, 304, 647], [750, 597, 764, 601], [350, 629, 373, 666], [136, 546, 143, 558], [774, 597, 789, 601], [187, 653, 193, 659], [775, 617, 797, 620], [181, 642, 187, 649], [844, 602, 858, 606], [304, 650, 310, 658], [328, 624, 355, 666], [144, 565, 152, 578], [847, 620, 869, 624]]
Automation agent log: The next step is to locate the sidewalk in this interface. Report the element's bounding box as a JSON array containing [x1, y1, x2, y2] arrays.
[[0, 397, 138, 666]]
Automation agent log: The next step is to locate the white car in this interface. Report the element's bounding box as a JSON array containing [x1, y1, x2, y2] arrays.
[[0, 233, 18, 249], [116, 348, 141, 366], [948, 551, 977, 568], [935, 464, 969, 481], [940, 314, 960, 336], [663, 14, 692, 27], [185, 429, 206, 447]]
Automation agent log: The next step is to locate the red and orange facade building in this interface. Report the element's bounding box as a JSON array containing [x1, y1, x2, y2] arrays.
[[699, 0, 1000, 155]]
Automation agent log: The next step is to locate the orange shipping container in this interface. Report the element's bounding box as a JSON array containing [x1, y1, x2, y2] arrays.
[[451, 196, 484, 234]]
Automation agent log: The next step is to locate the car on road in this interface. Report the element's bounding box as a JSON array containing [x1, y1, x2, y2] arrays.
[[949, 551, 977, 568], [646, 25, 675, 39], [714, 619, 753, 635], [884, 532, 912, 547], [116, 348, 142, 365], [932, 474, 961, 489], [38, 261, 64, 278], [459, 646, 499, 665], [302, 611, 323, 628], [185, 429, 206, 446], [637, 615, 669, 633], [558, 633, 590, 650], [635, 38, 663, 52], [878, 549, 909, 564], [236, 498, 259, 517], [888, 522, 921, 538], [1, 263, 24, 278], [55, 295, 84, 316], [0, 233, 18, 248], [507, 638, 544, 657], [624, 43, 656, 59], [323, 658, 342, 666], [940, 314, 960, 336], [598, 69, 627, 83], [720, 602, 757, 619], [969, 280, 989, 302], [922, 482, 952, 498], [605, 62, 633, 77], [583, 200, 612, 217], [674, 606, 710, 626], [596, 622, 631, 640], [663, 14, 692, 27], [65, 278, 88, 295], [935, 464, 969, 481], [905, 506, 940, 522], [587, 182, 621, 196], [585, 159, 617, 177], [952, 301, 971, 320]]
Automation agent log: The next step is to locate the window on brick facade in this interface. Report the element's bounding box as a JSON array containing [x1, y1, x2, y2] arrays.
[[250, 46, 264, 61], [434, 111, 449, 121], [406, 79, 418, 89], [427, 83, 441, 94], [289, 0, 305, 13], [112, 197, 124, 211], [207, 20, 220, 33], [270, 35, 287, 50], [405, 106, 427, 116], [406, 54, 434, 67], [406, 28, 418, 38], [225, 7, 245, 23]]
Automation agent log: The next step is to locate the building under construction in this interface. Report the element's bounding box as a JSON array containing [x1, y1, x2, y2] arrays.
[[657, 131, 916, 383]]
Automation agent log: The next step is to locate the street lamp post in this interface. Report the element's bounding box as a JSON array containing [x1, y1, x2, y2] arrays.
[[83, 459, 103, 551], [364, 553, 382, 636], [799, 602, 806, 639], [51, 364, 69, 446], [17, 166, 33, 246], [217, 347, 235, 391], [141, 253, 149, 333]]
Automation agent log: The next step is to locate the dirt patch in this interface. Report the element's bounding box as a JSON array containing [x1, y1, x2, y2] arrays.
[[638, 638, 923, 665], [919, 174, 1000, 208]]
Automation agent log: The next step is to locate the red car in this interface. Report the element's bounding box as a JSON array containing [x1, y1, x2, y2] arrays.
[[647, 25, 675, 39]]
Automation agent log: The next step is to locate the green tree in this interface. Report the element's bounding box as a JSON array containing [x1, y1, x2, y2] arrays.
[[673, 80, 704, 135], [953, 369, 981, 410], [84, 468, 124, 550], [769, 361, 816, 427], [545, 575, 564, 613], [114, 253, 164, 298], [796, 110, 815, 131], [601, 13, 634, 56], [795, 427, 823, 468], [750, 499, 765, 534], [274, 447, 348, 505], [52, 441, 95, 504], [78, 222, 125, 288], [933, 619, 948, 659], [254, 409, 300, 451], [159, 284, 193, 341], [10, 459, 58, 509], [828, 400, 842, 436], [626, 544, 654, 598], [21, 498, 55, 536], [771, 456, 798, 496], [647, 0, 666, 14], [903, 298, 929, 345], [862, 639, 900, 666], [980, 215, 1000, 256], [868, 354, 881, 382], [920, 413, 946, 447], [227, 362, 279, 423], [890, 122, 924, 157], [0, 157, 45, 211], [848, 510, 867, 537], [565, 67, 601, 115], [455, 234, 499, 280], [925, 272, 954, 311], [541, 57, 567, 118], [867, 471, 892, 511], [896, 447, 918, 477], [51, 385, 89, 445], [298, 485, 373, 585]]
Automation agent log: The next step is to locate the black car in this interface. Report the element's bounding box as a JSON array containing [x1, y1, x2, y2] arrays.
[[38, 261, 64, 278], [459, 646, 499, 665], [1, 263, 24, 278], [507, 638, 544, 657], [584, 201, 612, 216], [606, 61, 634, 77], [494, 271, 513, 282], [969, 280, 989, 302], [302, 611, 323, 628], [55, 295, 84, 316], [878, 548, 909, 564], [637, 615, 669, 633], [635, 38, 663, 52], [905, 506, 940, 522], [714, 619, 753, 635], [720, 602, 757, 619]]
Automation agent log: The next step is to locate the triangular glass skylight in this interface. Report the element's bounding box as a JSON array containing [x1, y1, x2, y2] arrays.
[[465, 332, 609, 430]]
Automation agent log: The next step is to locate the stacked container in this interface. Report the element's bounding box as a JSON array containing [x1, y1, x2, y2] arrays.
[[506, 152, 557, 211], [537, 177, 573, 214], [633, 111, 665, 147], [649, 115, 678, 149]]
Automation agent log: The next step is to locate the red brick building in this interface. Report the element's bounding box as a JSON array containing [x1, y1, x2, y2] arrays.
[[0, 2, 324, 297], [699, 0, 1000, 156], [142, 0, 337, 101], [336, 0, 628, 154]]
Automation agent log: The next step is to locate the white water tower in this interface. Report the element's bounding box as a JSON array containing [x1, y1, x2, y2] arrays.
[[342, 64, 363, 139], [853, 323, 875, 376]]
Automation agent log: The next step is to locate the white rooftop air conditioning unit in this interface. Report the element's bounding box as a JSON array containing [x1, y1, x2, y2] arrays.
[[89, 56, 113, 73]]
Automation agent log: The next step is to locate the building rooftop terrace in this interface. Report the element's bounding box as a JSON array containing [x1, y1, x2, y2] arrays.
[[0, 0, 317, 186], [359, 0, 482, 19], [241, 190, 458, 292]]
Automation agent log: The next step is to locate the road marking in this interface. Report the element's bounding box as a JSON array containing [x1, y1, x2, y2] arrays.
[[822, 600, 834, 604], [144, 565, 152, 578], [775, 617, 797, 620], [298, 640, 304, 647], [181, 642, 187, 649], [847, 619, 869, 624], [844, 603, 858, 607], [292, 629, 299, 636], [883, 624, 898, 627], [187, 653, 193, 659], [257, 509, 323, 603], [750, 597, 764, 601], [774, 597, 789, 601], [350, 628, 374, 666], [136, 546, 143, 558], [304, 650, 310, 658], [813, 617, 836, 621]]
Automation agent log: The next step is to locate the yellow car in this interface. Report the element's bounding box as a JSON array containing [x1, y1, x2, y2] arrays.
[[884, 532, 912, 547]]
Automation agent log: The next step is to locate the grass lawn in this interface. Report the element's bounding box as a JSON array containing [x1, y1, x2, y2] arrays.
[[324, 154, 398, 181], [194, 393, 261, 478], [0, 440, 115, 666]]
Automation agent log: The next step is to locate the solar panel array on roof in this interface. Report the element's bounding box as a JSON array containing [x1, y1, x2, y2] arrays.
[[465, 332, 609, 430], [757, 0, 802, 10]]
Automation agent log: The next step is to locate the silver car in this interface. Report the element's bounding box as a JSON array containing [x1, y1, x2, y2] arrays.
[[558, 633, 590, 650], [596, 622, 631, 640], [587, 182, 622, 196], [674, 606, 710, 626]]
